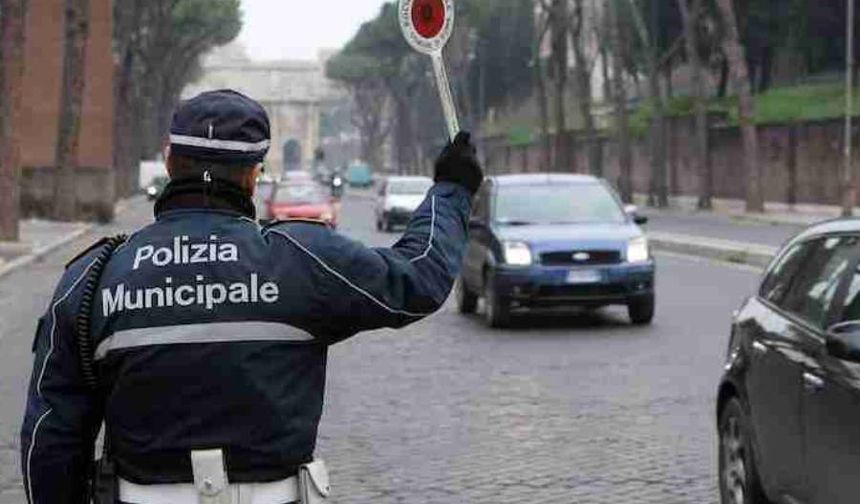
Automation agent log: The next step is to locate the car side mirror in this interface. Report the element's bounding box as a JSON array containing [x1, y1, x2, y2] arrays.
[[624, 205, 648, 225], [826, 321, 860, 363]]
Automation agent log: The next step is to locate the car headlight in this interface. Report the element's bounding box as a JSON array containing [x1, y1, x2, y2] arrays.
[[627, 236, 650, 263], [503, 241, 533, 266], [146, 186, 158, 196]]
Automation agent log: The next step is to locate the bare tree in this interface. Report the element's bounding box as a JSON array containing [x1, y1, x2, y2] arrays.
[[533, 9, 553, 171], [677, 0, 712, 209], [548, 0, 569, 139], [535, 0, 581, 171], [626, 0, 668, 207], [0, 0, 27, 240], [53, 0, 91, 221], [570, 0, 602, 176], [596, 4, 613, 103], [610, 0, 633, 203], [352, 80, 391, 176], [715, 0, 762, 212]]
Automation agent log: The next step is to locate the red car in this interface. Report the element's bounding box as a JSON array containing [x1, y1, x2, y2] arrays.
[[264, 183, 338, 227]]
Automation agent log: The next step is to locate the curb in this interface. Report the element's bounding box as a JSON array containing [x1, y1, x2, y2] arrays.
[[0, 224, 95, 281], [648, 231, 777, 269], [0, 197, 142, 281]]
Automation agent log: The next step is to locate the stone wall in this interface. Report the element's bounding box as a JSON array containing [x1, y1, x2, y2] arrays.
[[484, 117, 857, 207], [20, 166, 114, 222]]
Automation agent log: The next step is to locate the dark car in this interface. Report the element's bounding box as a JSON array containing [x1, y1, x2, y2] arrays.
[[717, 220, 860, 504], [456, 174, 655, 327]]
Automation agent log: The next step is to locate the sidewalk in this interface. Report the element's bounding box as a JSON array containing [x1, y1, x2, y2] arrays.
[[0, 198, 137, 280], [641, 203, 839, 268], [0, 219, 92, 278]]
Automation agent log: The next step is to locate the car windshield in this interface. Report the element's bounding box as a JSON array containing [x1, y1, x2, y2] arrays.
[[388, 179, 432, 195], [272, 184, 327, 205], [494, 183, 626, 225]]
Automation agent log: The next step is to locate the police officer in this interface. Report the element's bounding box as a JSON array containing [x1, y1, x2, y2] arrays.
[[20, 89, 483, 504]]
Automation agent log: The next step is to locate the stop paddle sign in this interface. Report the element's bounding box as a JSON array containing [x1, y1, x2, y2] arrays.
[[399, 0, 459, 140], [412, 0, 446, 39]]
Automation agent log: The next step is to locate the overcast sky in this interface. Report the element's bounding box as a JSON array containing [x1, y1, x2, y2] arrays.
[[238, 0, 388, 61]]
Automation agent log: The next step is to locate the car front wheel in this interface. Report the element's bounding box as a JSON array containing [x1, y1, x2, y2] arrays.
[[719, 397, 770, 504], [628, 295, 655, 325], [483, 274, 510, 328], [456, 278, 478, 314]]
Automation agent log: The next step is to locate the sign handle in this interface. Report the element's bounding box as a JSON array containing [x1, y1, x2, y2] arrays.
[[431, 52, 460, 141]]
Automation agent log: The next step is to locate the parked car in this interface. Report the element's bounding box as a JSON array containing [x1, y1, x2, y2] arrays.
[[717, 220, 860, 504], [346, 163, 373, 188], [457, 174, 654, 327], [375, 176, 434, 231], [145, 176, 169, 201], [264, 183, 338, 228]]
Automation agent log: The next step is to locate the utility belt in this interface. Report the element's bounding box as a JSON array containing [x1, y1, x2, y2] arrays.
[[94, 449, 330, 504]]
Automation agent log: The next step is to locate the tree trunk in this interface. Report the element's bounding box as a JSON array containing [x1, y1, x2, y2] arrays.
[[53, 0, 91, 221], [534, 14, 552, 173], [716, 58, 729, 98], [113, 47, 136, 199], [599, 6, 613, 103], [610, 0, 633, 203], [0, 0, 27, 241], [627, 0, 668, 207], [535, 57, 552, 172], [571, 0, 601, 176], [677, 0, 712, 209], [664, 65, 673, 98], [550, 0, 568, 169], [716, 0, 763, 212]]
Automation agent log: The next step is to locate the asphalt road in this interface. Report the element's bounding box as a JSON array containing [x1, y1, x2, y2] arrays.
[[0, 191, 760, 503]]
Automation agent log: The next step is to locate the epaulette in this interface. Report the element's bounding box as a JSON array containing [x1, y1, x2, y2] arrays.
[[263, 218, 331, 230], [65, 237, 110, 269]]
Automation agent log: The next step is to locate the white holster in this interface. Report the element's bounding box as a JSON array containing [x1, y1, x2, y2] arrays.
[[191, 449, 231, 504], [298, 459, 330, 504]]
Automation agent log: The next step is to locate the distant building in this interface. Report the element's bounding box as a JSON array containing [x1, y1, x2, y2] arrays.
[[18, 0, 114, 220], [182, 43, 344, 174]]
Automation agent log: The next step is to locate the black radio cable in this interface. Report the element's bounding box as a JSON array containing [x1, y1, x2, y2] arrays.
[[75, 234, 127, 390]]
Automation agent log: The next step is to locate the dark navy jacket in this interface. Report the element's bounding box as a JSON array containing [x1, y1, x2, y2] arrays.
[[20, 182, 472, 503]]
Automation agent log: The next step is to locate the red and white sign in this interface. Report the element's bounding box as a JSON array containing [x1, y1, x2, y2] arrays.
[[399, 0, 455, 54], [399, 0, 459, 139]]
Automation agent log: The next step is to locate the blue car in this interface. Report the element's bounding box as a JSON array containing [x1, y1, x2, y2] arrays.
[[457, 174, 655, 327], [346, 163, 374, 188]]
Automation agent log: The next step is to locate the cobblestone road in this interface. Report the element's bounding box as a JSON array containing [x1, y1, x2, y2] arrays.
[[0, 192, 760, 503]]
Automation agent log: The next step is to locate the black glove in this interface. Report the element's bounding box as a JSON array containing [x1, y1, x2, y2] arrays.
[[434, 131, 484, 195]]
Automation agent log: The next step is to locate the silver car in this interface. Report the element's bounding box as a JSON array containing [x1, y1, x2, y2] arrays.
[[375, 176, 433, 232]]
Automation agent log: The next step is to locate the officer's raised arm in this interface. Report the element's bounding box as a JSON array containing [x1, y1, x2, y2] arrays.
[[266, 132, 483, 343]]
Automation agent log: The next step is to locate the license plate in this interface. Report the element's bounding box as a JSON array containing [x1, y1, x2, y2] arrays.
[[566, 269, 602, 284]]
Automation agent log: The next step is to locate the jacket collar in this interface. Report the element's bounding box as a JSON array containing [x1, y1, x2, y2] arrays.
[[154, 177, 256, 220]]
